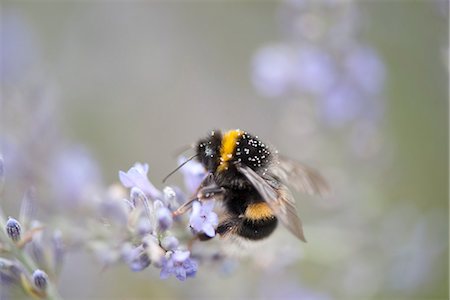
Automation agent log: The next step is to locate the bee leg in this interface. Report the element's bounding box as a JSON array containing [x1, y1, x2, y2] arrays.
[[172, 197, 198, 217], [197, 186, 225, 200], [173, 184, 224, 217]]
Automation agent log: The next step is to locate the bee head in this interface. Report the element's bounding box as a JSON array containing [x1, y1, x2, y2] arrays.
[[196, 130, 223, 172]]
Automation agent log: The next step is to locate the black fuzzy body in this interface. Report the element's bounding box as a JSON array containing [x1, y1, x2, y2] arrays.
[[195, 129, 278, 241]]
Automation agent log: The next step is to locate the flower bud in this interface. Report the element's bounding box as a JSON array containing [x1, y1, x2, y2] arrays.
[[32, 269, 48, 291], [5, 217, 21, 241]]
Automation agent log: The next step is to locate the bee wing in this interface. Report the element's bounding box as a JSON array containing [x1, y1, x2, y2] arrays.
[[236, 164, 306, 242], [273, 155, 330, 197]]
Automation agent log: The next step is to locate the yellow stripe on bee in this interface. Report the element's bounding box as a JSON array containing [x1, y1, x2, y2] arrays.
[[218, 129, 243, 171], [245, 202, 274, 220]]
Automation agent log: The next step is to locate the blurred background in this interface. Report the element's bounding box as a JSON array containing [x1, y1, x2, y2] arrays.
[[1, 0, 448, 299]]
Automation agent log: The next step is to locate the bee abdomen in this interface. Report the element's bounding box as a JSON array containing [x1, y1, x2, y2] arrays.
[[237, 216, 278, 240]]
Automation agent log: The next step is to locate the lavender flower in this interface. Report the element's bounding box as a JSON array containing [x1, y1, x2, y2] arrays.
[[163, 186, 181, 210], [189, 201, 218, 237], [122, 245, 151, 272], [156, 206, 173, 231], [178, 156, 207, 194], [5, 217, 21, 241], [51, 147, 101, 207], [319, 82, 362, 128], [345, 46, 385, 95], [161, 236, 179, 251], [294, 46, 336, 96], [0, 258, 24, 284], [32, 269, 48, 291], [251, 44, 296, 97], [160, 250, 198, 281], [119, 163, 162, 200], [130, 187, 152, 219]]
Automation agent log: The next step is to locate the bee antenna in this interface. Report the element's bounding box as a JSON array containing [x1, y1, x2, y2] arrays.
[[162, 153, 199, 183]]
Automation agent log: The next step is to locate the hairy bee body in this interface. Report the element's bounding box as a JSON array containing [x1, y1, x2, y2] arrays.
[[173, 129, 328, 243], [195, 129, 279, 241]]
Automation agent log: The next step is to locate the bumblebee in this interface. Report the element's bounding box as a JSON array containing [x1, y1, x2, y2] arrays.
[[171, 129, 329, 242]]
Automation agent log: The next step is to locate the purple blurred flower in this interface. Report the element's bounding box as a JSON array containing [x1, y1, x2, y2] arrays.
[[252, 44, 296, 97], [178, 156, 207, 195], [0, 258, 25, 286], [160, 250, 197, 281], [119, 163, 161, 200], [122, 245, 151, 272], [345, 46, 385, 95], [189, 201, 218, 237], [294, 47, 337, 96], [319, 82, 363, 128], [51, 147, 101, 207]]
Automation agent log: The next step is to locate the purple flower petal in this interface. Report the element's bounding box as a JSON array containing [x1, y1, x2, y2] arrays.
[[118, 171, 134, 187], [157, 207, 173, 231], [252, 44, 296, 97], [188, 200, 218, 237], [294, 47, 336, 96], [189, 202, 203, 231], [175, 266, 187, 281], [159, 264, 173, 279], [172, 250, 190, 263], [202, 223, 215, 237], [183, 259, 198, 278], [119, 163, 162, 200], [178, 156, 207, 194], [345, 46, 385, 95], [159, 251, 197, 281]]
